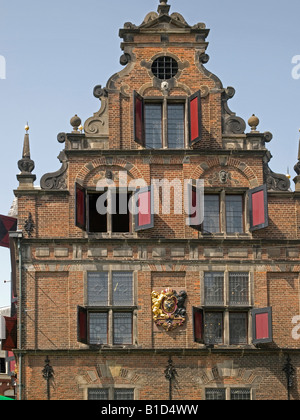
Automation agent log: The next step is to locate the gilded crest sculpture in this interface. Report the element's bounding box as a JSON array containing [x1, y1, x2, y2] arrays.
[[151, 288, 187, 331]]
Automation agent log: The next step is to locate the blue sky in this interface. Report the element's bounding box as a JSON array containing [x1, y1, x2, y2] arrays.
[[0, 0, 300, 307]]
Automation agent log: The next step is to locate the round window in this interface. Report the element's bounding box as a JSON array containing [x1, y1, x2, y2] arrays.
[[151, 56, 179, 80]]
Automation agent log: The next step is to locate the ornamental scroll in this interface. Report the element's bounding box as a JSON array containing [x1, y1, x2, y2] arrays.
[[151, 288, 187, 332]]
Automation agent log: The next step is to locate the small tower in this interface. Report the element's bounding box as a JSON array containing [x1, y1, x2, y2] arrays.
[[17, 123, 36, 189]]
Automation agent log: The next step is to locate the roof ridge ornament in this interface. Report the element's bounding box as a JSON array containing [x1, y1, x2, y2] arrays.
[[18, 123, 35, 174], [158, 0, 170, 15], [17, 123, 36, 190]]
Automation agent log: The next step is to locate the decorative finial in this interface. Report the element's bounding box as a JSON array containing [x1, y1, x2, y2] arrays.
[[70, 114, 82, 133], [158, 0, 170, 15], [17, 123, 36, 189], [248, 114, 260, 132], [18, 126, 35, 173]]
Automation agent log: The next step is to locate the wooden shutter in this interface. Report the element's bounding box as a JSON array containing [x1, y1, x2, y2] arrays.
[[77, 306, 88, 344], [252, 307, 273, 344], [193, 307, 204, 343], [187, 182, 203, 230], [248, 184, 268, 231], [188, 90, 202, 146], [0, 316, 6, 340], [0, 215, 17, 248], [75, 183, 86, 231], [133, 91, 145, 146], [134, 186, 154, 231], [2, 316, 17, 351]]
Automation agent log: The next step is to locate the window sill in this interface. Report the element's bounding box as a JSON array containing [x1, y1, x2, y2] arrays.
[[86, 232, 137, 239], [87, 344, 140, 350], [200, 233, 252, 240], [202, 344, 256, 350]]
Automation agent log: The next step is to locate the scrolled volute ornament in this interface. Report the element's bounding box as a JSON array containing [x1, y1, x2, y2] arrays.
[[93, 85, 108, 99], [57, 132, 67, 144]]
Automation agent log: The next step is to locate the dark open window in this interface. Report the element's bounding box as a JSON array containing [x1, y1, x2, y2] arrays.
[[87, 191, 131, 234], [0, 358, 5, 374], [111, 192, 132, 233], [88, 192, 107, 233], [77, 306, 88, 344]]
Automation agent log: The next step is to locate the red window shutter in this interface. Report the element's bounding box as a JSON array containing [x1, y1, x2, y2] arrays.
[[252, 307, 273, 344], [187, 182, 204, 230], [0, 215, 17, 248], [2, 316, 17, 351], [134, 186, 154, 231], [75, 183, 86, 231], [188, 91, 202, 146], [193, 307, 204, 343], [248, 184, 268, 231], [133, 91, 145, 146], [77, 306, 88, 344]]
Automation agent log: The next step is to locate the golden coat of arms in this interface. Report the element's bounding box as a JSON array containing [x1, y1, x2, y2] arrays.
[[151, 288, 187, 331]]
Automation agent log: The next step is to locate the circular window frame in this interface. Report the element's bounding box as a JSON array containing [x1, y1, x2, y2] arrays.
[[151, 56, 179, 80]]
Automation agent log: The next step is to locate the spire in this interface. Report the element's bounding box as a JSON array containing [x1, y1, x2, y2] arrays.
[[17, 124, 36, 190], [158, 0, 170, 15], [22, 123, 31, 159]]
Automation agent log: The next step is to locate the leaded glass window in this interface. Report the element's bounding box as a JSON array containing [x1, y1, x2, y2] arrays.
[[229, 312, 248, 345], [230, 389, 251, 400], [144, 101, 185, 149], [89, 313, 108, 345], [88, 388, 109, 400], [229, 273, 249, 306], [114, 389, 134, 400], [204, 312, 223, 344], [112, 272, 133, 306], [113, 313, 132, 345], [87, 272, 109, 306], [87, 272, 134, 346], [226, 195, 244, 233], [167, 104, 185, 149], [203, 195, 220, 233], [205, 389, 226, 400], [204, 272, 224, 306], [145, 104, 162, 149]]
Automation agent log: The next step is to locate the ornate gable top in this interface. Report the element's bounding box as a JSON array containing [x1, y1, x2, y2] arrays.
[[119, 0, 209, 40]]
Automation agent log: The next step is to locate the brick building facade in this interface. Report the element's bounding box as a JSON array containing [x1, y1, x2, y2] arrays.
[[10, 1, 300, 400]]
